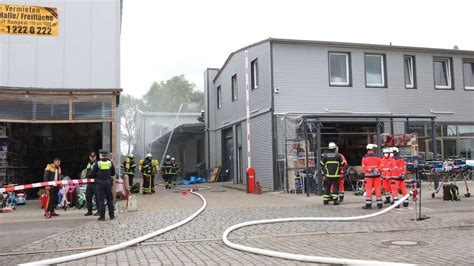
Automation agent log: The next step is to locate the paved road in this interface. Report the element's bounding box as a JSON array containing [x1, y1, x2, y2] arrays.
[[0, 183, 472, 265]]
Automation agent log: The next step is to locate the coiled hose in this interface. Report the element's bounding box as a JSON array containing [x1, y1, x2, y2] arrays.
[[223, 192, 415, 266], [20, 188, 207, 265]]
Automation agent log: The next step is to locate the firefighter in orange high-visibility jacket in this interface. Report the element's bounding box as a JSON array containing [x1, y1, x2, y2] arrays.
[[381, 148, 394, 204], [391, 147, 409, 207], [321, 142, 344, 205], [362, 144, 383, 209]]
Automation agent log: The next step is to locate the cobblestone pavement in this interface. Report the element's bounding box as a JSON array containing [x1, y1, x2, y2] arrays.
[[0, 183, 473, 265]]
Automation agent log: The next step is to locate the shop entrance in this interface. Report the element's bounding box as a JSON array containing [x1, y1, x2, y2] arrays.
[[321, 122, 378, 165], [0, 122, 105, 197]]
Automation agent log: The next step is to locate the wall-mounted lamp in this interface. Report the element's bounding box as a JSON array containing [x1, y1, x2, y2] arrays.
[[274, 87, 280, 94], [430, 110, 455, 115], [325, 108, 353, 113]]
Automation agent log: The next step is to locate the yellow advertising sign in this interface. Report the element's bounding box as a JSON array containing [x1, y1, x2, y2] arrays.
[[0, 4, 58, 36]]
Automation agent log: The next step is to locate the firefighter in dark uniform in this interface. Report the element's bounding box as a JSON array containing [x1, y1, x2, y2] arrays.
[[321, 142, 344, 205], [161, 155, 173, 189], [171, 157, 180, 187], [140, 153, 158, 194], [121, 154, 136, 187], [91, 150, 115, 221], [85, 151, 98, 216]]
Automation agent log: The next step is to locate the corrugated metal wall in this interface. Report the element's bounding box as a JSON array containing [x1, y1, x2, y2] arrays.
[[0, 0, 121, 89], [248, 112, 274, 188], [273, 43, 474, 123]]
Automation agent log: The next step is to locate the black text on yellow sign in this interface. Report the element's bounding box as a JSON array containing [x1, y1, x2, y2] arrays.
[[0, 4, 58, 36]]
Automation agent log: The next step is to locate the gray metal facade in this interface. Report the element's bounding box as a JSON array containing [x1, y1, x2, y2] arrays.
[[206, 38, 474, 190], [0, 0, 121, 89]]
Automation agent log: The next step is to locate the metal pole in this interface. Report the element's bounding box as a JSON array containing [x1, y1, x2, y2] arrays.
[[390, 118, 394, 135], [160, 104, 183, 168], [316, 119, 323, 196], [303, 119, 310, 197], [376, 117, 381, 155], [284, 115, 289, 193], [244, 50, 251, 169], [431, 118, 439, 189]]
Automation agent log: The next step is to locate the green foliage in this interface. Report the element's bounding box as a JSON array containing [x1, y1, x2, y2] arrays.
[[142, 75, 204, 112]]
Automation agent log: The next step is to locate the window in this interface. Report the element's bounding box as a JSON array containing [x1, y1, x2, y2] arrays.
[[460, 139, 474, 159], [459, 125, 474, 137], [231, 74, 238, 101], [434, 57, 453, 89], [404, 56, 415, 89], [329, 52, 351, 86], [442, 125, 457, 137], [251, 59, 259, 90], [217, 86, 222, 109], [463, 60, 474, 90], [365, 54, 386, 87]]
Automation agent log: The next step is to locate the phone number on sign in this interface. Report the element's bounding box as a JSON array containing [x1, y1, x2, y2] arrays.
[[6, 25, 52, 35]]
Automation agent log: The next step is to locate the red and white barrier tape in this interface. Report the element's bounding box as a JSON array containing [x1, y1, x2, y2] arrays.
[[0, 179, 95, 193]]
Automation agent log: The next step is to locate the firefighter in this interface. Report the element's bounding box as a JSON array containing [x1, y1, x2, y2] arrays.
[[43, 158, 62, 219], [140, 153, 157, 194], [85, 152, 99, 216], [321, 142, 344, 205], [335, 146, 348, 202], [171, 157, 181, 187], [121, 154, 136, 188], [161, 155, 174, 189], [91, 150, 115, 221], [362, 144, 383, 209], [392, 147, 409, 207], [381, 147, 395, 204]]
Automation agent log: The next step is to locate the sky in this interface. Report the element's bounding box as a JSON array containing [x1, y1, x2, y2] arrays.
[[120, 0, 473, 98]]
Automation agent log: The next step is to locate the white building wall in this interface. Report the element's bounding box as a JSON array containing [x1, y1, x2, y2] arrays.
[[0, 0, 121, 89]]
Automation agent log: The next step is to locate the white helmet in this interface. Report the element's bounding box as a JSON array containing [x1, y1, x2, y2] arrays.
[[171, 157, 176, 161], [127, 154, 134, 159], [382, 147, 392, 153], [328, 142, 337, 149], [166, 155, 171, 161], [366, 144, 375, 150], [392, 147, 399, 153], [145, 153, 152, 158]]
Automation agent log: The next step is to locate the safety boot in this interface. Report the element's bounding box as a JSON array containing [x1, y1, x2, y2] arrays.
[[403, 201, 409, 208], [84, 212, 93, 216], [333, 200, 339, 206], [392, 200, 400, 208], [362, 204, 372, 209], [323, 200, 329, 205], [339, 196, 344, 203], [377, 203, 383, 209], [384, 197, 391, 204]]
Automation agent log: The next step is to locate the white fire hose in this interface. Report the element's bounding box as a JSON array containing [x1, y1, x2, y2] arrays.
[[19, 189, 207, 266], [223, 192, 416, 266]]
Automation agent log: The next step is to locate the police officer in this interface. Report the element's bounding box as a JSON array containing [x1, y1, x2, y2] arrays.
[[161, 155, 173, 189], [91, 150, 115, 221], [85, 151, 98, 216], [321, 142, 344, 205], [121, 154, 136, 187]]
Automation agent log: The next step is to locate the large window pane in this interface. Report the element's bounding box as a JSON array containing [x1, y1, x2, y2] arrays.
[[460, 139, 474, 159], [442, 125, 457, 137], [426, 139, 442, 160], [407, 124, 426, 137], [365, 55, 385, 86], [463, 62, 474, 90], [434, 58, 452, 89], [443, 139, 457, 159], [459, 125, 474, 137], [329, 53, 349, 85]]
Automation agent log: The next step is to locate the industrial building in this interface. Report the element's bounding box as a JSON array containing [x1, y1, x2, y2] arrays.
[[204, 38, 474, 192], [0, 0, 122, 188]]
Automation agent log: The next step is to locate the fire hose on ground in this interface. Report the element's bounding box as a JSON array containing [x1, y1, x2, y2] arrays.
[[19, 187, 207, 266], [223, 192, 416, 266]]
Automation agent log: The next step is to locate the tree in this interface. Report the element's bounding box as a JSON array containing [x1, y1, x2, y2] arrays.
[[119, 94, 141, 155], [142, 75, 203, 112]]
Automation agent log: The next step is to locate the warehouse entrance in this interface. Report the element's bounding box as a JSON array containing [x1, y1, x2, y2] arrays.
[[0, 122, 107, 197], [275, 113, 437, 194]]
